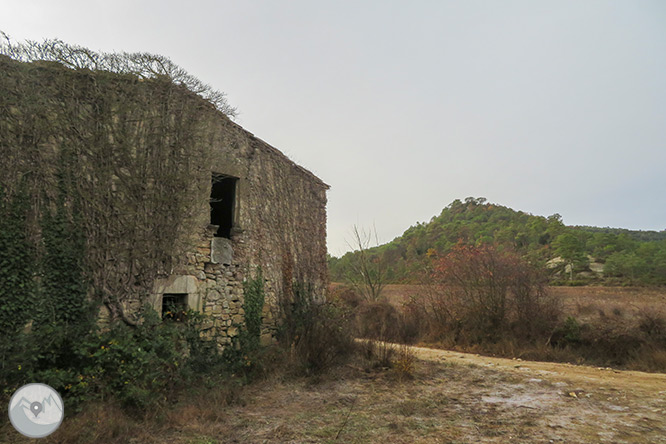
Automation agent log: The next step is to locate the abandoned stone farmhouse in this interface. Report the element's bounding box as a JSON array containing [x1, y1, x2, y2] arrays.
[[143, 108, 330, 347], [0, 54, 328, 347]]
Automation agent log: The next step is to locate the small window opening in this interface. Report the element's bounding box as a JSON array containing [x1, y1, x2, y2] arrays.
[[162, 293, 188, 321], [210, 173, 238, 238]]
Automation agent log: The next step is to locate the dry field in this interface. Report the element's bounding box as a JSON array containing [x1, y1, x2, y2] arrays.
[[6, 343, 665, 444], [373, 284, 666, 321], [550, 286, 666, 323]]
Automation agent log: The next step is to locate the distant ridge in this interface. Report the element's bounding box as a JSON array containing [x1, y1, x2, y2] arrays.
[[329, 197, 666, 285], [571, 225, 666, 243]]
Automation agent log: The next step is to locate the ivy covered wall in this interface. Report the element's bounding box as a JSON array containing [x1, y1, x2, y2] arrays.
[[0, 54, 328, 345]]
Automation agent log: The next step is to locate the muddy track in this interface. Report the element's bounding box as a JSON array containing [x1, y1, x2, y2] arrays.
[[408, 344, 666, 397], [399, 343, 666, 442]]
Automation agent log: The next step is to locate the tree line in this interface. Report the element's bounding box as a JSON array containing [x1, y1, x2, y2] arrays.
[[329, 197, 666, 286]]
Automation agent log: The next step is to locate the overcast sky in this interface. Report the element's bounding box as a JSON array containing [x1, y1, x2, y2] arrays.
[[2, 0, 665, 256]]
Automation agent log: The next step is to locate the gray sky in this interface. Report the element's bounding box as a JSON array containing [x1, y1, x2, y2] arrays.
[[2, 0, 665, 256]]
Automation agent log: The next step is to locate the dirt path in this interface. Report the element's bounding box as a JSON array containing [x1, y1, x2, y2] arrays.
[[409, 344, 666, 397], [403, 344, 666, 443]]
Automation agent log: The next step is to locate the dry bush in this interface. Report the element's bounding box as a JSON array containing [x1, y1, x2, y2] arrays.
[[402, 286, 453, 342], [546, 312, 666, 372], [399, 299, 425, 343], [355, 301, 402, 340], [638, 310, 666, 345], [353, 299, 421, 344], [328, 284, 363, 309], [585, 331, 645, 366], [628, 345, 666, 372], [332, 284, 420, 344], [25, 382, 246, 444], [412, 244, 561, 346], [519, 343, 584, 365], [38, 401, 142, 444], [393, 344, 417, 380], [358, 341, 416, 379], [359, 340, 396, 369], [279, 283, 356, 375]]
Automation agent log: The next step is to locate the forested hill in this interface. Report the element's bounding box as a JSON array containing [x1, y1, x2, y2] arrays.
[[328, 197, 666, 285]]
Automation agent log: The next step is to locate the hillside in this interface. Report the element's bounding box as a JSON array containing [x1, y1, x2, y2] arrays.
[[329, 197, 666, 285]]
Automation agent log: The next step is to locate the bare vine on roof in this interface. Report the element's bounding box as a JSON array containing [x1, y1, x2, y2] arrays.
[[0, 31, 237, 118]]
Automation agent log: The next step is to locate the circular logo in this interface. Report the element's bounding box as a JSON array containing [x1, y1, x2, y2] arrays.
[[8, 383, 64, 438]]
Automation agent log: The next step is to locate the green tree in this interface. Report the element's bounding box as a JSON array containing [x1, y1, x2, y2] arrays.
[[552, 233, 587, 280], [604, 251, 648, 284]]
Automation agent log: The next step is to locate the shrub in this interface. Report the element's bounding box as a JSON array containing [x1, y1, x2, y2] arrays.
[[628, 345, 666, 372], [328, 284, 362, 309], [83, 307, 190, 410], [278, 282, 355, 375], [393, 344, 417, 380], [359, 340, 395, 369], [551, 316, 582, 347], [638, 311, 666, 345], [422, 243, 560, 344], [355, 301, 402, 341]]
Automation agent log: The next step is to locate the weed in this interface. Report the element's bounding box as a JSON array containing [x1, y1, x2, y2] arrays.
[[393, 344, 417, 380], [360, 340, 395, 369]]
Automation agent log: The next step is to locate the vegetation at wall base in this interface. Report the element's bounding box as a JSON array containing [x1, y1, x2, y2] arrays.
[[221, 269, 268, 380], [242, 269, 266, 348], [277, 281, 356, 376], [0, 181, 352, 415]]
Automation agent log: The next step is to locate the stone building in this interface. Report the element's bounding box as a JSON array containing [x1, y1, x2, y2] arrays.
[[148, 119, 330, 347], [0, 54, 329, 348]]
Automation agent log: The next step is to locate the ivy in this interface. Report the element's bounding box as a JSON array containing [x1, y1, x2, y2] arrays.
[[0, 52, 221, 323], [221, 270, 266, 379], [0, 184, 35, 336], [37, 158, 90, 330], [243, 268, 265, 348], [34, 172, 93, 370]]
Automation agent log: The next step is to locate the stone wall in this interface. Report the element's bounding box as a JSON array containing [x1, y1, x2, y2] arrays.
[[1, 56, 329, 348], [146, 83, 330, 348], [177, 117, 328, 347]]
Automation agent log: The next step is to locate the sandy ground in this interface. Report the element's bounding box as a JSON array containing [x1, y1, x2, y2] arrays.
[[404, 343, 666, 443], [409, 344, 666, 395]]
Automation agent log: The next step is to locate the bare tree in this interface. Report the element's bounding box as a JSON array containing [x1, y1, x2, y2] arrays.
[[345, 225, 386, 302]]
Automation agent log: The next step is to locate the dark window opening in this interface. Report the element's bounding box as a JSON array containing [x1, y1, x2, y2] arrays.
[[210, 173, 238, 238], [162, 293, 188, 321]]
